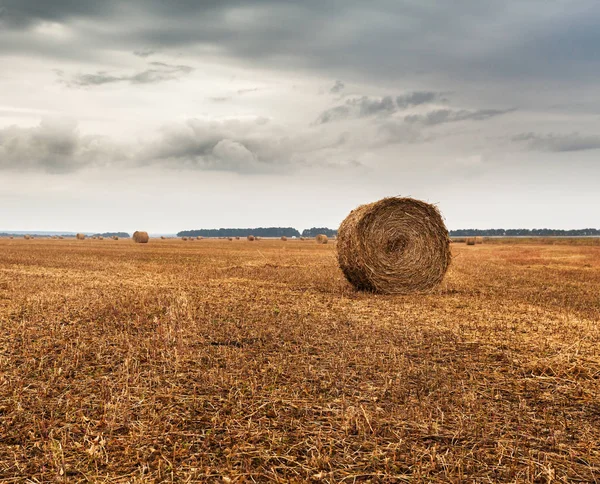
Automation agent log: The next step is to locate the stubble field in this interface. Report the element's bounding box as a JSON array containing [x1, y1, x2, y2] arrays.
[[0, 238, 599, 482]]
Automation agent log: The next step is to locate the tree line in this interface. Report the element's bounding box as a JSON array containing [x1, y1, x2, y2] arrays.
[[450, 228, 600, 237]]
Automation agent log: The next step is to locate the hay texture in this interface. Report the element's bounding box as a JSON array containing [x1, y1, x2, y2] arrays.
[[337, 197, 451, 295], [132, 231, 149, 244], [316, 234, 329, 244], [466, 237, 476, 246]]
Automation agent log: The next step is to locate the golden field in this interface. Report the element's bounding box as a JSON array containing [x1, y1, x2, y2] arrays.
[[0, 238, 599, 482]]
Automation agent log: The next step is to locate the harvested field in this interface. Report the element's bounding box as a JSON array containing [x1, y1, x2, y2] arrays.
[[0, 238, 599, 482]]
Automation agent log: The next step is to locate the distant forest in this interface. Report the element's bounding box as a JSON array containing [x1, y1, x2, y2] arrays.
[[301, 227, 339, 237], [450, 229, 600, 237], [93, 232, 130, 238], [178, 227, 301, 238]]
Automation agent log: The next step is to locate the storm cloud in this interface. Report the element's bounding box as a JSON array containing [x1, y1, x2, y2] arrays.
[[66, 62, 194, 87]]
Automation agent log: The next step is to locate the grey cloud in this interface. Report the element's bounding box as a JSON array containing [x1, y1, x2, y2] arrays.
[[512, 132, 600, 152], [0, 119, 123, 173], [396, 91, 444, 109], [316, 91, 445, 124], [67, 62, 193, 86], [330, 80, 345, 94], [404, 108, 513, 126], [4, 0, 599, 89], [133, 49, 155, 58]]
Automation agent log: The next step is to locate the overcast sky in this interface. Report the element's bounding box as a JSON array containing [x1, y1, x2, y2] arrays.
[[1, 1, 599, 233]]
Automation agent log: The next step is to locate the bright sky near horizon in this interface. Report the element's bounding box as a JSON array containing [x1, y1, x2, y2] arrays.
[[1, 1, 599, 233]]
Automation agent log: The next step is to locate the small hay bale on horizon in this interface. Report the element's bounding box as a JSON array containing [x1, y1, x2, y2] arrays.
[[58, 236, 64, 240], [182, 237, 188, 241], [98, 236, 103, 240], [247, 235, 255, 241], [112, 236, 119, 240], [316, 234, 329, 244], [337, 197, 451, 295], [24, 235, 31, 240], [281, 236, 287, 241], [161, 236, 166, 240], [475, 236, 484, 244], [466, 237, 476, 246], [132, 231, 149, 244], [235, 236, 240, 240], [76, 233, 85, 240]]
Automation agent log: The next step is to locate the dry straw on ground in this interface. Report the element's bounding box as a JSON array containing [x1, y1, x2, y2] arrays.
[[466, 237, 476, 246], [76, 233, 85, 240], [247, 235, 255, 241], [132, 231, 149, 244], [337, 197, 451, 295], [316, 234, 329, 244]]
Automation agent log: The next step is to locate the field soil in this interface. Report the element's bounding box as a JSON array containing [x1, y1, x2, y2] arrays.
[[1, 238, 599, 482]]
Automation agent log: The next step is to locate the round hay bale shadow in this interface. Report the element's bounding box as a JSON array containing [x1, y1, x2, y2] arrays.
[[337, 197, 451, 295], [132, 231, 149, 244]]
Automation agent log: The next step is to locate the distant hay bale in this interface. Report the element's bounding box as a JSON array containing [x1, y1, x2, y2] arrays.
[[9, 236, 13, 240], [316, 234, 329, 244], [247, 235, 255, 241], [51, 236, 57, 240], [58, 236, 64, 240], [196, 236, 202, 240], [76, 233, 85, 240], [132, 231, 149, 244], [466, 237, 476, 246], [300, 237, 305, 241], [24, 234, 31, 240], [337, 197, 451, 295], [92, 236, 97, 240], [112, 236, 119, 240], [98, 236, 103, 240], [475, 236, 484, 244], [228, 237, 233, 241], [281, 236, 287, 241], [235, 236, 240, 240], [182, 237, 188, 241], [161, 236, 166, 240]]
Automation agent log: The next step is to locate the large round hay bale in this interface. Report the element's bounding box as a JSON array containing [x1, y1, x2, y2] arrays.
[[132, 231, 149, 244], [337, 197, 451, 295], [247, 235, 255, 241], [281, 236, 287, 241], [466, 237, 476, 246], [316, 234, 329, 244], [76, 233, 85, 240]]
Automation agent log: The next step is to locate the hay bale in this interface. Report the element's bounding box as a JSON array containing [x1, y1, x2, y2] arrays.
[[475, 236, 484, 244], [112, 236, 119, 240], [196, 236, 203, 240], [132, 231, 149, 244], [281, 236, 287, 241], [51, 236, 57, 240], [228, 237, 233, 241], [300, 237, 305, 241], [98, 236, 103, 240], [316, 234, 329, 244], [337, 197, 451, 295], [466, 237, 476, 246], [235, 236, 240, 240], [247, 235, 255, 241], [58, 236, 64, 240], [24, 234, 31, 240], [9, 236, 13, 240], [76, 233, 85, 240], [182, 237, 188, 241]]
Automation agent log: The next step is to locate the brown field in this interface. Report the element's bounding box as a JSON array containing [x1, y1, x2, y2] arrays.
[[1, 238, 599, 482]]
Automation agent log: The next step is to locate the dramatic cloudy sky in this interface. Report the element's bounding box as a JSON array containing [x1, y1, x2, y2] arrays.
[[1, 1, 599, 232]]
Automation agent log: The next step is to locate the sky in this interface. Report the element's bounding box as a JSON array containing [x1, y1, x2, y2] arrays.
[[1, 1, 599, 233]]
